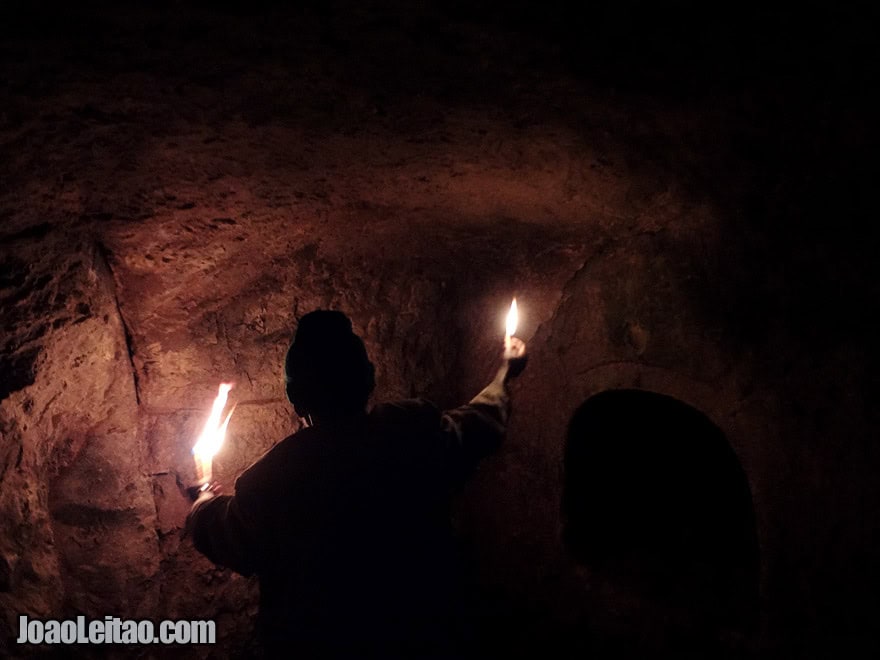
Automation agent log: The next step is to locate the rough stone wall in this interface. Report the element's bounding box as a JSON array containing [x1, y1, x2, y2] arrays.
[[0, 236, 159, 652]]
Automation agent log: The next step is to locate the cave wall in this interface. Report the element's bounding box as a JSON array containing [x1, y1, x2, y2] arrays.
[[0, 237, 159, 648]]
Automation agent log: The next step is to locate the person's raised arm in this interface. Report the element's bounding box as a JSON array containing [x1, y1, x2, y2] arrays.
[[441, 337, 527, 484]]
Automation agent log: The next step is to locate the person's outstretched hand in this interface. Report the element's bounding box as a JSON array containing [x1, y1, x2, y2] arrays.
[[503, 337, 527, 382]]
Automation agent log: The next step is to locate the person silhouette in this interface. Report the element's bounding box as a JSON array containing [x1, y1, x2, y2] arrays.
[[187, 309, 526, 658]]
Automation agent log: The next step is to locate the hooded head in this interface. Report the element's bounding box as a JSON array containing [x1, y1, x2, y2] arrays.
[[284, 310, 375, 423]]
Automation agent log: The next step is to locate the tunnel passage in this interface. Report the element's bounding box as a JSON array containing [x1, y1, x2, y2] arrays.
[[562, 389, 759, 632]]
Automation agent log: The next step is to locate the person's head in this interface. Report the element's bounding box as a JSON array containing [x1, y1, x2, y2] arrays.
[[284, 310, 375, 423]]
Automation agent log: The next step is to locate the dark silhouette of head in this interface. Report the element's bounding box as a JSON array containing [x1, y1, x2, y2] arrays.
[[284, 310, 375, 423]]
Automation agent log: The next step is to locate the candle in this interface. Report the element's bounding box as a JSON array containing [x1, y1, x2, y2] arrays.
[[504, 298, 518, 350], [192, 383, 236, 485]]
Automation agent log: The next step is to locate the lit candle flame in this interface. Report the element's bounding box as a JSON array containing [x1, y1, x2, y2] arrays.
[[192, 382, 235, 485], [505, 298, 518, 348]]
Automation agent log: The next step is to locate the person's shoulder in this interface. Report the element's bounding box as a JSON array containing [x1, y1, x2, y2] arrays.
[[370, 398, 441, 427]]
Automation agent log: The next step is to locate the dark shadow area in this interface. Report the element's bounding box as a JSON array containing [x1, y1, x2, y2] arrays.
[[563, 389, 760, 638]]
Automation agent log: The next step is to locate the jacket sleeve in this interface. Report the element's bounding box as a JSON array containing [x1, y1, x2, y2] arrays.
[[186, 493, 258, 576], [186, 450, 281, 576], [439, 378, 510, 485]]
